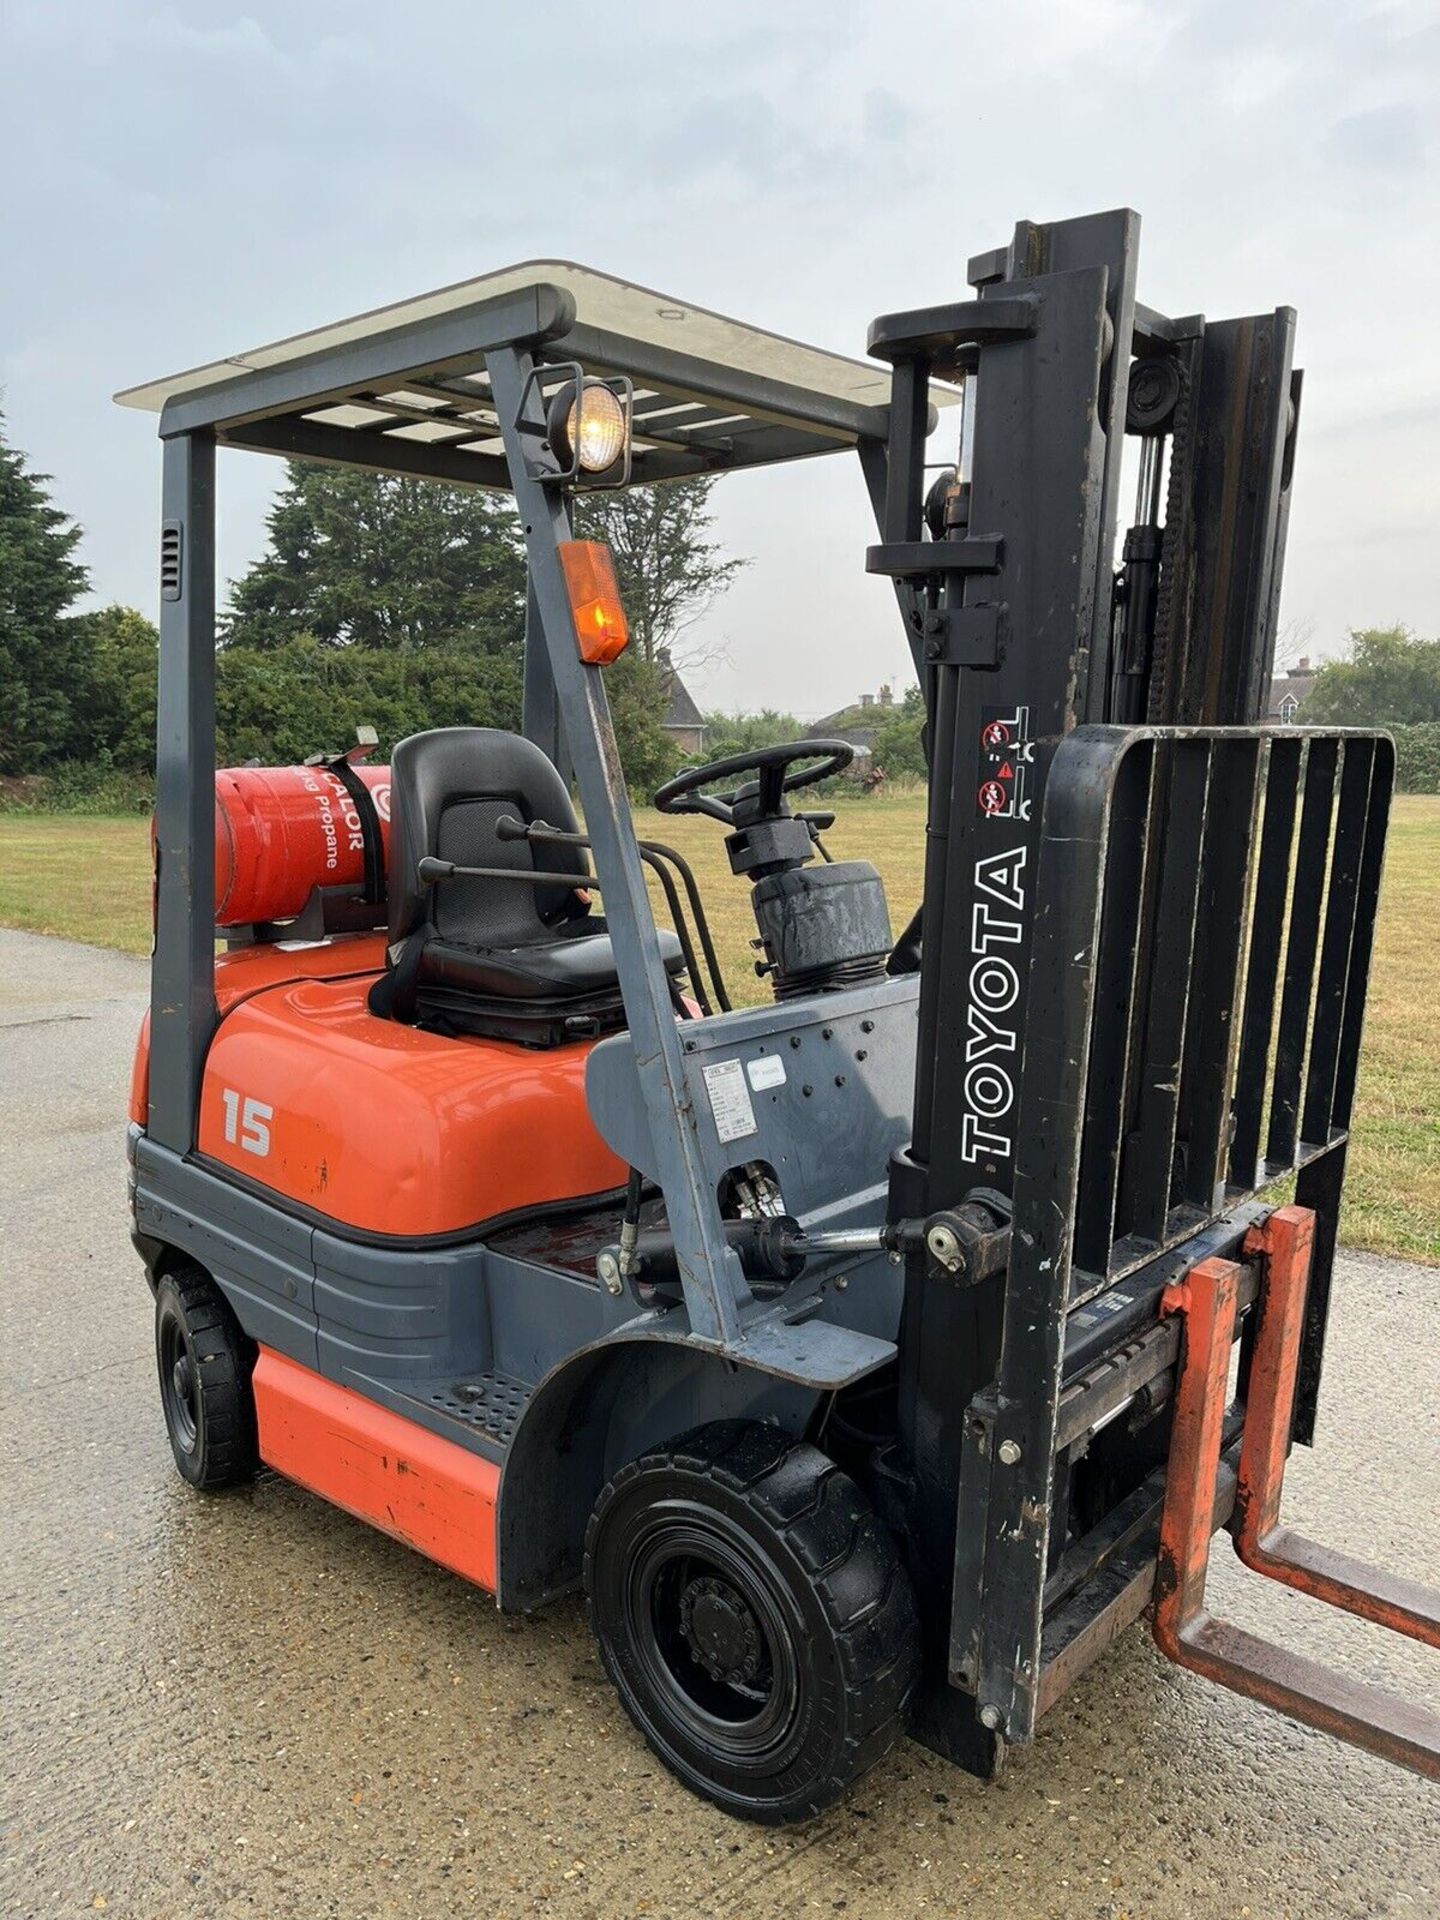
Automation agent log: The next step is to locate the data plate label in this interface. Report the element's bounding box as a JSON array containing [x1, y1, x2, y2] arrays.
[[703, 1058, 758, 1143]]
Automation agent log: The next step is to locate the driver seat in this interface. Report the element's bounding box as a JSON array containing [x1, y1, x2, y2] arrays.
[[372, 727, 684, 1047]]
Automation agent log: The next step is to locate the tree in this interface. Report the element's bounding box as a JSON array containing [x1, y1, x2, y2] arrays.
[[575, 477, 747, 669], [868, 685, 927, 779], [224, 462, 528, 657], [603, 652, 682, 796], [702, 708, 805, 759], [0, 411, 90, 772], [218, 462, 745, 791], [1305, 626, 1440, 726], [69, 605, 159, 772]]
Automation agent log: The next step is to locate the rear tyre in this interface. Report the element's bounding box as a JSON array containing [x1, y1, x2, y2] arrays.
[[154, 1265, 258, 1490], [585, 1419, 919, 1823]]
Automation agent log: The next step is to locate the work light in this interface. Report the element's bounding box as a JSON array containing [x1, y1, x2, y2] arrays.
[[547, 378, 627, 474]]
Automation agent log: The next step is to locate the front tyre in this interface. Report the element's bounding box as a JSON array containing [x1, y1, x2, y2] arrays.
[[154, 1265, 257, 1490], [585, 1420, 919, 1823]]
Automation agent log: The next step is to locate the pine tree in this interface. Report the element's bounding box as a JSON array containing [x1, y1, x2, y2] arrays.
[[0, 411, 90, 773], [223, 462, 527, 657]]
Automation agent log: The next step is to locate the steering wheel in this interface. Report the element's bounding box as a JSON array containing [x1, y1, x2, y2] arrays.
[[653, 738, 854, 826]]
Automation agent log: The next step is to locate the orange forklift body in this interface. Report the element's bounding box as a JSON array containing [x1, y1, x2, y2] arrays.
[[131, 938, 627, 1238]]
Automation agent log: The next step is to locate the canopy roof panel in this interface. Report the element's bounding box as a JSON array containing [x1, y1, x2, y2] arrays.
[[115, 262, 956, 490]]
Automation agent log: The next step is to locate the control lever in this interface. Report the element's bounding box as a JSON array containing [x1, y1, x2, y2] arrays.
[[417, 856, 601, 890]]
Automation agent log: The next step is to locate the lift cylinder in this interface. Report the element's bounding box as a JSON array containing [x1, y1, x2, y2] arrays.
[[209, 764, 392, 926]]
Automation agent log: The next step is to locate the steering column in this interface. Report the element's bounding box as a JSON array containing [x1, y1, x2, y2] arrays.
[[653, 740, 894, 1001]]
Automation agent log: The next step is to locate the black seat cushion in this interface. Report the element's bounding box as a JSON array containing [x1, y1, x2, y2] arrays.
[[422, 921, 683, 1000], [380, 727, 683, 1039]]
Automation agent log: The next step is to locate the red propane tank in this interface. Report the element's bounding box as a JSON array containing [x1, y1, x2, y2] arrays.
[[209, 764, 392, 926]]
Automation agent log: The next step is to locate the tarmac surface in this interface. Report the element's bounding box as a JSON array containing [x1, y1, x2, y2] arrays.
[[1, 926, 1436, 1920]]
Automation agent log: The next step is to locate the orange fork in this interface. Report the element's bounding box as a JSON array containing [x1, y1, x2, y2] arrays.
[[1153, 1211, 1440, 1781]]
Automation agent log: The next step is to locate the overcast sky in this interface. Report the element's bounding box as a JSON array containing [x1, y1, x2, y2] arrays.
[[3, 0, 1437, 717]]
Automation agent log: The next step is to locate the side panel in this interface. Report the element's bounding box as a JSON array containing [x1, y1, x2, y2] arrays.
[[134, 1138, 319, 1362], [253, 1348, 500, 1592], [309, 1237, 631, 1396], [586, 975, 919, 1225]]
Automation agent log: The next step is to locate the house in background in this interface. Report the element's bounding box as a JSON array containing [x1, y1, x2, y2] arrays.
[[1266, 657, 1319, 724], [813, 684, 896, 758], [658, 650, 707, 756]]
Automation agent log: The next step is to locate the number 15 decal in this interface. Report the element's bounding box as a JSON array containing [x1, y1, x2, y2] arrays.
[[220, 1088, 273, 1157]]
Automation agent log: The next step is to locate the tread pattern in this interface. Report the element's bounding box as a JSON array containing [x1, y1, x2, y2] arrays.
[[585, 1419, 920, 1821], [156, 1265, 258, 1489]]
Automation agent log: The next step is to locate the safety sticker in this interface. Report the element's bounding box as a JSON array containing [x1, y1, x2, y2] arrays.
[[703, 1058, 758, 1143], [976, 705, 1034, 822], [746, 1054, 787, 1092]]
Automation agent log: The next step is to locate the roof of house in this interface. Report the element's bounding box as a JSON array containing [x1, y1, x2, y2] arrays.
[[813, 695, 896, 754], [1267, 672, 1317, 714], [660, 662, 706, 732], [816, 724, 877, 755]]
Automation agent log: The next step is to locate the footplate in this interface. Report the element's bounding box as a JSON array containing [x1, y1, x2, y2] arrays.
[[1153, 1206, 1440, 1781]]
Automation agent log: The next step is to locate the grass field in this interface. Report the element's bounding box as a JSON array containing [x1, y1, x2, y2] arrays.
[[2, 795, 1436, 1262]]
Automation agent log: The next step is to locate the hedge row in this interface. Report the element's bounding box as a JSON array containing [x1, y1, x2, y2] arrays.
[[6, 724, 1438, 817], [1393, 723, 1440, 793]]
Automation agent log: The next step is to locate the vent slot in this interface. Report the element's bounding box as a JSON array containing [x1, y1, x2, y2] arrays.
[[160, 521, 182, 601]]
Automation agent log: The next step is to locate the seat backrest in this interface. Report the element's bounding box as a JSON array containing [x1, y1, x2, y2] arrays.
[[387, 728, 590, 951]]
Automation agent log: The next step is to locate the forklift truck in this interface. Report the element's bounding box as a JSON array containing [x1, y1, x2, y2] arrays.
[[118, 210, 1439, 1822]]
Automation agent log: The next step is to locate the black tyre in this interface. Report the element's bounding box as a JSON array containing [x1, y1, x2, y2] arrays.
[[584, 1420, 919, 1823], [154, 1265, 257, 1490]]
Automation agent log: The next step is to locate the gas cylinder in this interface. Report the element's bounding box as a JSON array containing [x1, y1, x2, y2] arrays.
[[210, 764, 392, 926]]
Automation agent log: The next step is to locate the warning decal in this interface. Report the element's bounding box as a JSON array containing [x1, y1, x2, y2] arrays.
[[746, 1054, 787, 1092], [976, 705, 1033, 822]]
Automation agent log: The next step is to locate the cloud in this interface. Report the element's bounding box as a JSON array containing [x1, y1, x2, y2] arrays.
[[862, 89, 909, 143], [2, 0, 1438, 712], [1325, 103, 1427, 172]]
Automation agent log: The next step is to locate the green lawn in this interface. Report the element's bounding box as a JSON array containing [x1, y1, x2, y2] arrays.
[[2, 794, 1436, 1262], [0, 813, 156, 956]]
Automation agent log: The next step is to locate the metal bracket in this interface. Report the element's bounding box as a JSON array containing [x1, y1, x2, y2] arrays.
[[867, 294, 1041, 367], [924, 1193, 1012, 1285], [865, 536, 1003, 580], [919, 603, 1007, 669]]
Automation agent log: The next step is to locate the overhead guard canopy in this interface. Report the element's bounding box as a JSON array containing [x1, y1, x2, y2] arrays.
[[116, 261, 957, 490]]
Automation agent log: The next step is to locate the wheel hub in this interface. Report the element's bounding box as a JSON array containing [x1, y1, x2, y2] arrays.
[[172, 1355, 193, 1405], [679, 1573, 763, 1685]]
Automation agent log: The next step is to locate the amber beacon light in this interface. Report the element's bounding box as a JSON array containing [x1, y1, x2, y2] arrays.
[[558, 540, 630, 664]]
